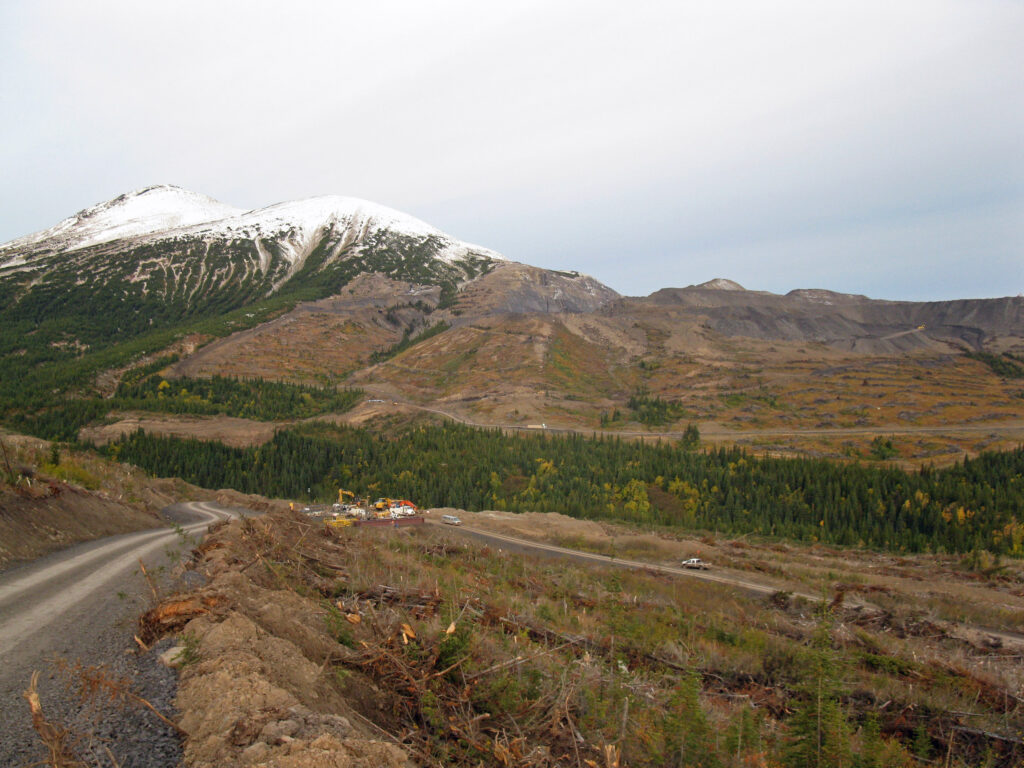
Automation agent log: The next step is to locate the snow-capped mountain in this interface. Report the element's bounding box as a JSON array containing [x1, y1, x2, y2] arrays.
[[0, 184, 503, 272], [0, 186, 624, 361], [0, 186, 244, 264], [0, 185, 512, 343]]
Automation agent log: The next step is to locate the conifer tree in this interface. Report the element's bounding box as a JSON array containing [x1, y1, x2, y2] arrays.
[[855, 712, 882, 768], [782, 610, 852, 768], [662, 672, 720, 768]]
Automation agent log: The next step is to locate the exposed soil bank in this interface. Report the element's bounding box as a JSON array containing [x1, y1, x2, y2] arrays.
[[0, 484, 163, 571], [162, 515, 412, 767]]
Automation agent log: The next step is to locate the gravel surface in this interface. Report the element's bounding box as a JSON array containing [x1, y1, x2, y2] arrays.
[[1, 565, 187, 767], [0, 503, 236, 768], [46, 637, 184, 768]]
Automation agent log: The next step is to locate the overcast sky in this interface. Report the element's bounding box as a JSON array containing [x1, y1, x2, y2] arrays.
[[1, 1, 1021, 300]]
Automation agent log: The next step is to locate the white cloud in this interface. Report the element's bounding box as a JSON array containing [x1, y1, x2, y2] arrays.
[[1, 0, 1020, 299]]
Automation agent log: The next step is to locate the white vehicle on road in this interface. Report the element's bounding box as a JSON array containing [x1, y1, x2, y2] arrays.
[[681, 558, 709, 570]]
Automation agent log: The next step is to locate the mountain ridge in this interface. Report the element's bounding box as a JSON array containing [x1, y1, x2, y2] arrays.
[[0, 184, 504, 268], [0, 186, 1021, 458], [3, 185, 1018, 307], [0, 186, 532, 359]]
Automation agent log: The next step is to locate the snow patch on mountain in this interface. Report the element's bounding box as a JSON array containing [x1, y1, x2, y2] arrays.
[[787, 288, 868, 305], [0, 185, 243, 260], [0, 187, 504, 273], [694, 278, 745, 291], [182, 195, 504, 267]]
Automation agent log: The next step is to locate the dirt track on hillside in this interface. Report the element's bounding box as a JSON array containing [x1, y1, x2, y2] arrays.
[[78, 396, 1024, 455], [433, 513, 1024, 653]]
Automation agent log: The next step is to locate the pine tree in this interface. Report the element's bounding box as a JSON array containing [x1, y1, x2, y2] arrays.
[[856, 712, 883, 768], [782, 611, 852, 768], [723, 706, 761, 765], [662, 672, 720, 768], [912, 722, 931, 761]]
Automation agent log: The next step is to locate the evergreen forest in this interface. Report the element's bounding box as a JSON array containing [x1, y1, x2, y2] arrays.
[[0, 233, 494, 443], [4, 376, 362, 442], [106, 422, 1024, 556]]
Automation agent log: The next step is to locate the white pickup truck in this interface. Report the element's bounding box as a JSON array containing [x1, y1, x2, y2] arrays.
[[681, 558, 710, 570]]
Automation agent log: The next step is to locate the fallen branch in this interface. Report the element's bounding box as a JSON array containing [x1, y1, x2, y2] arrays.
[[951, 725, 1024, 747], [56, 660, 187, 738], [138, 558, 159, 602], [23, 670, 87, 768]]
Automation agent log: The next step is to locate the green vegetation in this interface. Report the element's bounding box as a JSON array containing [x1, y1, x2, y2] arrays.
[[115, 375, 363, 421], [628, 387, 688, 426], [966, 351, 1024, 379], [0, 285, 321, 439], [869, 436, 898, 460], [6, 375, 362, 442], [106, 422, 1024, 555], [241, 510, 1017, 767], [0, 232, 497, 443], [369, 321, 450, 363], [175, 631, 201, 667], [118, 355, 181, 388], [40, 458, 101, 490], [721, 390, 780, 409]]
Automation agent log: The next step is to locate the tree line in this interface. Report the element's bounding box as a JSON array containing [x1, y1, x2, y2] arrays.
[[105, 422, 1024, 556], [4, 376, 363, 442]]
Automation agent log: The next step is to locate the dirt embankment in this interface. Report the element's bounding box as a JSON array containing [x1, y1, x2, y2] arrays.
[[0, 484, 163, 571], [152, 517, 411, 768], [0, 428, 292, 572]]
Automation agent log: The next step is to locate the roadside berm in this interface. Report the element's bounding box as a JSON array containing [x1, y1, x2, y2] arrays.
[[143, 506, 1024, 768], [149, 507, 604, 767], [144, 513, 413, 768]]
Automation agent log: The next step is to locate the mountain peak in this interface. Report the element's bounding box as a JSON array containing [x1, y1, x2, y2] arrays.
[[244, 195, 473, 248], [694, 278, 745, 291], [0, 187, 505, 268], [0, 185, 243, 259], [0, 182, 516, 325]]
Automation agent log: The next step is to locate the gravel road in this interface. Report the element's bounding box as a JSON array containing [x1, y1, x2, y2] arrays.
[[0, 501, 247, 768], [432, 520, 1024, 651]]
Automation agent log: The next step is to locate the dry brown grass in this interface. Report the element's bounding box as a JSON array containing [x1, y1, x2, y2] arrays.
[[158, 509, 1024, 766]]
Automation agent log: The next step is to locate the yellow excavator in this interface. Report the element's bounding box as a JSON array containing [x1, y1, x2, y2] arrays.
[[325, 489, 362, 528], [372, 497, 396, 519]]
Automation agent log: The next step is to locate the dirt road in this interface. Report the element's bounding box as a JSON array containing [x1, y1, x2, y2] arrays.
[[431, 519, 820, 600], [0, 501, 247, 767], [359, 390, 1024, 442], [432, 520, 1024, 651]]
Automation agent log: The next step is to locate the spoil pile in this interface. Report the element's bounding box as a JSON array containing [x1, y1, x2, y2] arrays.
[[143, 513, 411, 768], [150, 510, 631, 767]]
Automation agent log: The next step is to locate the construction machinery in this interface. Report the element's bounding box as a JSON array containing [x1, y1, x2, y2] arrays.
[[389, 499, 419, 517], [372, 498, 395, 519], [318, 492, 424, 525]]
